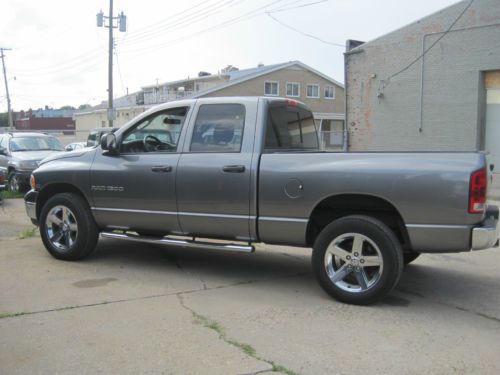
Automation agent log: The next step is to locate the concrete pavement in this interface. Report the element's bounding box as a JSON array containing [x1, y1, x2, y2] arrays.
[[1, 198, 500, 374]]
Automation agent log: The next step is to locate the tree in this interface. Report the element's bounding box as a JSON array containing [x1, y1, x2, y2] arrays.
[[78, 104, 92, 110], [59, 105, 76, 110]]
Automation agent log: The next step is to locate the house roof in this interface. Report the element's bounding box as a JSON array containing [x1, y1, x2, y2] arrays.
[[141, 74, 225, 90], [193, 60, 344, 98], [76, 61, 343, 114]]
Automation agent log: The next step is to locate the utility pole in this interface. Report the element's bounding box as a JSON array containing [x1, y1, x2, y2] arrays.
[[97, 1, 126, 127], [0, 47, 13, 128]]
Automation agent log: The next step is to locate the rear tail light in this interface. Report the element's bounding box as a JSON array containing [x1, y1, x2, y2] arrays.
[[468, 168, 487, 214]]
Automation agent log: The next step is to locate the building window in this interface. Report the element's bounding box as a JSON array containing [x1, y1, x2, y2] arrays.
[[286, 82, 300, 97], [324, 85, 335, 99], [306, 84, 320, 98], [264, 81, 279, 96]]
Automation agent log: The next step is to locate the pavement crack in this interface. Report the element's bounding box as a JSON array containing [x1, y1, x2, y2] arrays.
[[0, 271, 310, 321], [396, 289, 500, 325], [177, 294, 299, 375]]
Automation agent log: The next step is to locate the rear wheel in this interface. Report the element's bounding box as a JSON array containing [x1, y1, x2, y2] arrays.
[[40, 193, 99, 260], [8, 171, 21, 193], [312, 215, 403, 305]]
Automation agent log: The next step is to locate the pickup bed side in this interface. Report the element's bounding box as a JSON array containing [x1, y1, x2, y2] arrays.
[[257, 152, 486, 252]]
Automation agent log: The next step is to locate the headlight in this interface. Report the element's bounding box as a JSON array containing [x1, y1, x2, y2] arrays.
[[30, 174, 36, 190], [19, 160, 39, 170]]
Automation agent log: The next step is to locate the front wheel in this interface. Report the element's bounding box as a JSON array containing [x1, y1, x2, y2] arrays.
[[39, 193, 99, 260], [312, 215, 403, 305]]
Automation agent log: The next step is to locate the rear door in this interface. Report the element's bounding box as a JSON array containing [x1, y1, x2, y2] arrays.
[[176, 99, 258, 241]]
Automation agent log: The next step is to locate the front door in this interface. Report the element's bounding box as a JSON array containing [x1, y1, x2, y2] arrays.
[[176, 102, 253, 241], [90, 106, 190, 234]]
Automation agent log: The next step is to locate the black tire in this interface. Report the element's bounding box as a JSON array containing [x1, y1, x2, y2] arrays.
[[8, 171, 21, 193], [403, 251, 420, 265], [39, 193, 99, 261], [312, 215, 404, 305]]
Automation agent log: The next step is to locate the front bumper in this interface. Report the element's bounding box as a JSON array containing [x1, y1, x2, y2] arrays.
[[471, 205, 499, 250], [24, 189, 39, 226]]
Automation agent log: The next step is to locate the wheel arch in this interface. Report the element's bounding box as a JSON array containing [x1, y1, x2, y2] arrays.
[[36, 183, 91, 221], [306, 193, 411, 250]]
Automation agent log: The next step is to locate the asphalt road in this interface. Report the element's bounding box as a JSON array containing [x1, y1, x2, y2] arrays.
[[1, 198, 499, 375]]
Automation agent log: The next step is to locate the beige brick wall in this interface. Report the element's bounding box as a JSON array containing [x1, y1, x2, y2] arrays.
[[201, 67, 344, 115]]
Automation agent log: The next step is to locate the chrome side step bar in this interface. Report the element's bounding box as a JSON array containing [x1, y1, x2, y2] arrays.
[[100, 231, 255, 253]]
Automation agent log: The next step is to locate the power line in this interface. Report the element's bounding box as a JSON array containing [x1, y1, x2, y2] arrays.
[[119, 0, 212, 42], [114, 46, 126, 96], [121, 0, 241, 46], [267, 0, 328, 13], [384, 0, 474, 83], [118, 0, 288, 57], [266, 12, 344, 47]]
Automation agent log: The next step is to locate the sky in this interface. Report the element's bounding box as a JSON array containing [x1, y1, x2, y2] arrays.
[[0, 0, 460, 111]]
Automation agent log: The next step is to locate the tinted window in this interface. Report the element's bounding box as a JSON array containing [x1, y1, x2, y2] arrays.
[[190, 104, 245, 152], [265, 105, 319, 151], [121, 107, 188, 153]]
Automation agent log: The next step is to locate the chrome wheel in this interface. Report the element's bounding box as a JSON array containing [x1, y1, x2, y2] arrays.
[[45, 205, 78, 251], [324, 233, 383, 293], [9, 173, 19, 192]]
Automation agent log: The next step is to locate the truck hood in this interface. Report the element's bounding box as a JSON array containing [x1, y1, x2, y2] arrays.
[[39, 147, 94, 165], [12, 150, 64, 162]]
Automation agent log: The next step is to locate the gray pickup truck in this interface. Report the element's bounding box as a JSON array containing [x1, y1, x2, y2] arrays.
[[24, 97, 499, 305]]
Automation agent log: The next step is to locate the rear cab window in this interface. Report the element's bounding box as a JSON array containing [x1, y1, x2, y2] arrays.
[[264, 101, 319, 152]]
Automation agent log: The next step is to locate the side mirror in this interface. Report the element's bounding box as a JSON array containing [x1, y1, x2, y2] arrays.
[[0, 147, 7, 156], [101, 133, 119, 154]]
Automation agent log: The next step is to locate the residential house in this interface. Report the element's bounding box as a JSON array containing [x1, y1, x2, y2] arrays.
[[74, 61, 345, 149]]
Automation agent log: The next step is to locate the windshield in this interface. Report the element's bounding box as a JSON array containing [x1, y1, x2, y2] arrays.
[[10, 136, 65, 152]]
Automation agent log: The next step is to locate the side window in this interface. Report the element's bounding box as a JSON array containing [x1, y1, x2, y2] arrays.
[[265, 105, 319, 151], [121, 107, 188, 153], [190, 104, 245, 153]]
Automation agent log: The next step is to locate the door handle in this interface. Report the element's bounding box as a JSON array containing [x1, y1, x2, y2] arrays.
[[151, 165, 172, 173], [222, 165, 246, 173]]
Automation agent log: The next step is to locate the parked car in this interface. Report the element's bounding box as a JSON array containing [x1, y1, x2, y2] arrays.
[[0, 132, 65, 193], [65, 142, 87, 151], [86, 127, 119, 147], [24, 97, 499, 305], [0, 166, 7, 194]]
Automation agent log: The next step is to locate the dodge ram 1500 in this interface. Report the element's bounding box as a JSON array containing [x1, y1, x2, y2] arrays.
[[24, 97, 499, 305]]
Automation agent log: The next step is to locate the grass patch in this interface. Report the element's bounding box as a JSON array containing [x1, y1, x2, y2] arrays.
[[0, 311, 28, 319], [184, 298, 299, 375], [17, 227, 37, 239], [0, 190, 24, 199]]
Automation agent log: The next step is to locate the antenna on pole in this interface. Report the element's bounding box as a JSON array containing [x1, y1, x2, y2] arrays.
[[96, 0, 127, 127], [0, 47, 13, 128]]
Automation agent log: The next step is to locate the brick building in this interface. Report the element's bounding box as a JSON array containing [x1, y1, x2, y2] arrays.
[[345, 0, 500, 169]]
